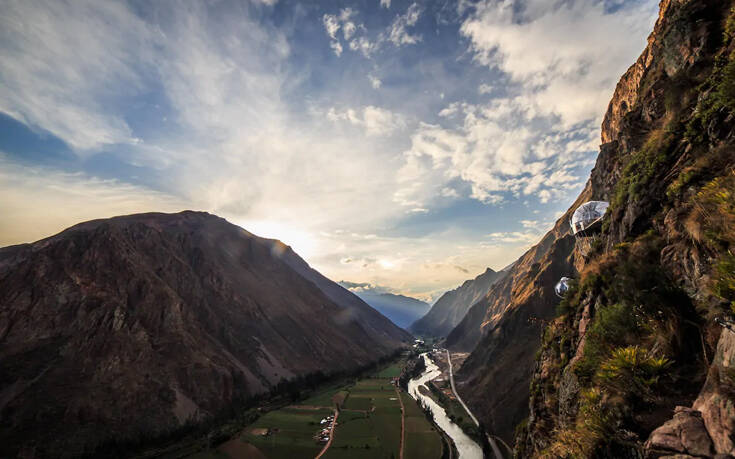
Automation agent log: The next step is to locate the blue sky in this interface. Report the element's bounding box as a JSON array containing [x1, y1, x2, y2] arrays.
[[0, 0, 657, 301]]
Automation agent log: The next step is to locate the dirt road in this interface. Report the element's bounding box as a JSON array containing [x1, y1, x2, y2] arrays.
[[395, 386, 405, 459], [314, 409, 339, 459]]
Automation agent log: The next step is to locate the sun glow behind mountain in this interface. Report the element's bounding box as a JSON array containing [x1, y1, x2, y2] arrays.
[[0, 0, 658, 299]]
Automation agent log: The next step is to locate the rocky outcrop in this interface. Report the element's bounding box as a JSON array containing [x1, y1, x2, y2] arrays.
[[510, 0, 735, 456], [409, 267, 504, 338], [0, 211, 410, 458], [692, 330, 735, 455], [645, 407, 715, 458], [449, 0, 735, 455]]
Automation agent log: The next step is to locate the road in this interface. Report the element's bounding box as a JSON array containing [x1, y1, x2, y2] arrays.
[[445, 350, 504, 459], [314, 409, 338, 459], [395, 385, 405, 459]]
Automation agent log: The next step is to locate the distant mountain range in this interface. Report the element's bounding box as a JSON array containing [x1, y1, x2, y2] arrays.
[[0, 211, 410, 457], [409, 267, 505, 338], [339, 284, 430, 329]]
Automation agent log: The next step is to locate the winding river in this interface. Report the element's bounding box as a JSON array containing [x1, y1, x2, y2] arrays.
[[407, 353, 484, 459]]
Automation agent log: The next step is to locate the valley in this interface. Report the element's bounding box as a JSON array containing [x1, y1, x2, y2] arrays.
[[3, 0, 735, 457], [180, 353, 469, 459]]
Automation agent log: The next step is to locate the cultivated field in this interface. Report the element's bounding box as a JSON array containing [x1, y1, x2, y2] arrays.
[[324, 377, 402, 459], [400, 392, 443, 459], [212, 358, 443, 459], [240, 406, 334, 459]]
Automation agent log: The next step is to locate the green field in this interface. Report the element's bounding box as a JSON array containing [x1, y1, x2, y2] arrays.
[[323, 376, 402, 459], [400, 392, 443, 459], [240, 406, 333, 459], [299, 386, 345, 408], [221, 357, 443, 459], [374, 363, 403, 378]]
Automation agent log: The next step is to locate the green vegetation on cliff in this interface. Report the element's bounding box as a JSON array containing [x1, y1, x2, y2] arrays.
[[518, 1, 735, 457]]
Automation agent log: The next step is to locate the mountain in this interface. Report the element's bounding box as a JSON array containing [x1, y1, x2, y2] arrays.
[[450, 0, 735, 456], [0, 211, 410, 458], [348, 290, 430, 330], [446, 200, 580, 439], [409, 268, 505, 338]]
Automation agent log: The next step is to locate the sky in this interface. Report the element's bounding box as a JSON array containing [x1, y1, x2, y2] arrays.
[[0, 0, 658, 302]]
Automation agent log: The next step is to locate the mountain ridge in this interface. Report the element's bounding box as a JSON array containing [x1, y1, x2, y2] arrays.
[[0, 210, 410, 457], [341, 287, 430, 329], [409, 267, 505, 338]]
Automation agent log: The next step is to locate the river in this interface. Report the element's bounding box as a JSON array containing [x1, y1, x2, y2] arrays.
[[407, 353, 484, 459]]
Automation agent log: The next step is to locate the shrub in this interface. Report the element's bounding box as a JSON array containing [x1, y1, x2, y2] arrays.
[[726, 8, 735, 40], [596, 346, 672, 397], [611, 128, 675, 212], [575, 303, 646, 383], [689, 170, 735, 310], [542, 388, 615, 458]]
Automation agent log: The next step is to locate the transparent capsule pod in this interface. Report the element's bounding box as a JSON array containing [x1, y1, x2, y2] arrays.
[[555, 277, 572, 298]]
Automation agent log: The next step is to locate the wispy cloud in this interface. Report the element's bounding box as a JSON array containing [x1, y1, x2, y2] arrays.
[[321, 2, 423, 58], [387, 3, 422, 46], [0, 1, 152, 151], [0, 0, 658, 300], [326, 106, 406, 136]]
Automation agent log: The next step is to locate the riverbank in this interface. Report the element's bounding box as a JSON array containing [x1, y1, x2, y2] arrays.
[[172, 352, 443, 458], [407, 353, 484, 459]]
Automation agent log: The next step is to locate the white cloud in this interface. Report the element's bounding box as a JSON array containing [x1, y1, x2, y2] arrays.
[[394, 99, 589, 209], [478, 83, 494, 94], [380, 0, 391, 9], [312, 227, 534, 302], [538, 189, 552, 203], [368, 75, 382, 89], [460, 0, 657, 127], [349, 36, 377, 58], [343, 21, 357, 40], [322, 8, 376, 58], [322, 3, 423, 58], [388, 3, 422, 46], [327, 106, 406, 136], [330, 40, 344, 56], [0, 1, 151, 152], [391, 0, 655, 211], [323, 13, 340, 40], [0, 0, 659, 302]]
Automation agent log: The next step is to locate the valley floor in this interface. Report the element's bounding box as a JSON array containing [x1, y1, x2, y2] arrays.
[[189, 356, 445, 459]]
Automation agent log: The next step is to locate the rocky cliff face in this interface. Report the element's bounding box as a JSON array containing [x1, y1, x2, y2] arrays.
[[516, 0, 735, 456], [0, 211, 410, 458], [449, 197, 582, 441], [453, 0, 735, 455], [410, 267, 504, 338]]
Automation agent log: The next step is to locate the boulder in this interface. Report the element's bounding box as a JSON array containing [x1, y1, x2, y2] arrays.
[[645, 406, 715, 457]]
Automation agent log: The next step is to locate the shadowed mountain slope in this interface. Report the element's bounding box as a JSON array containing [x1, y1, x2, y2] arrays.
[[409, 268, 504, 338], [0, 211, 410, 458], [345, 290, 430, 330]]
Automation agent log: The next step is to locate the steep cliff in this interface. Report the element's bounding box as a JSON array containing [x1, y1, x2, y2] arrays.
[[515, 0, 735, 456], [0, 211, 410, 458], [449, 197, 581, 439], [410, 267, 504, 338], [453, 0, 735, 455]]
